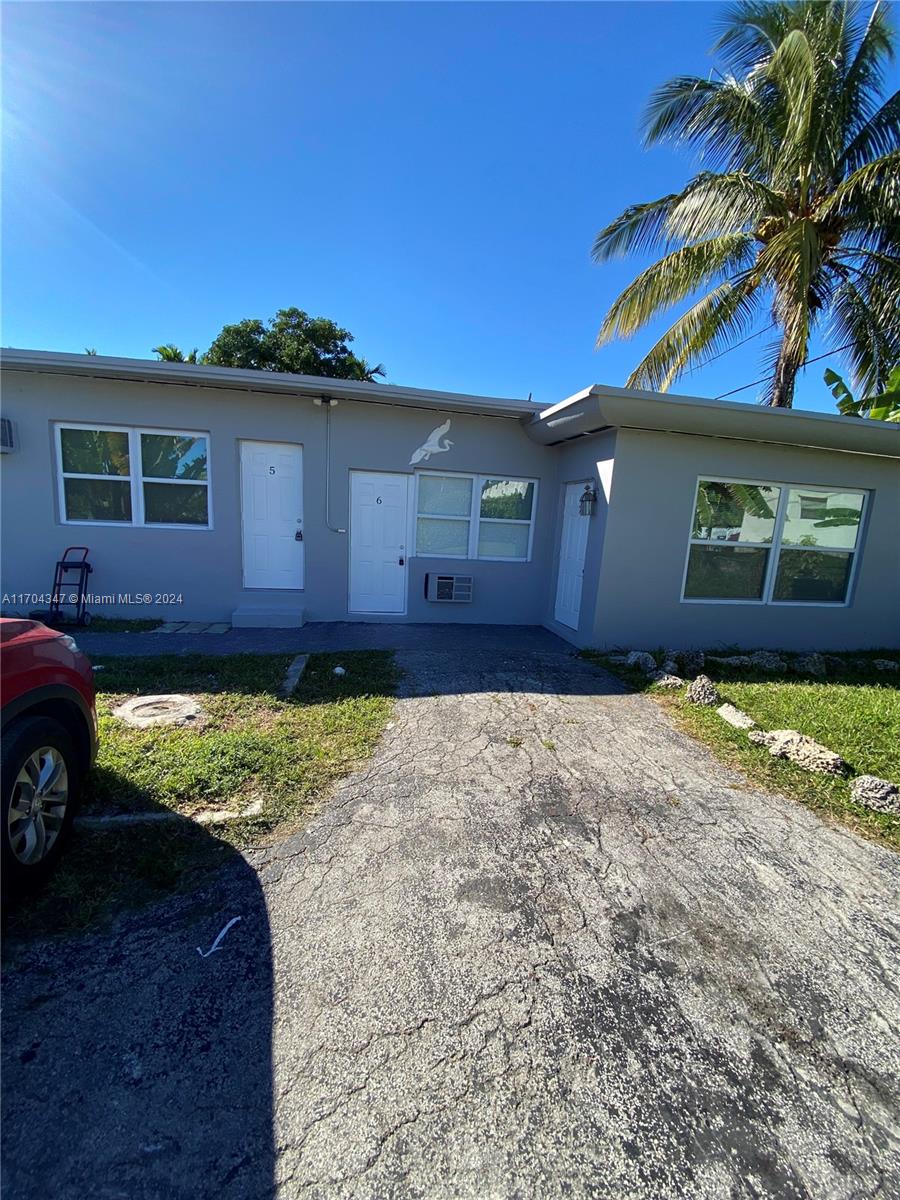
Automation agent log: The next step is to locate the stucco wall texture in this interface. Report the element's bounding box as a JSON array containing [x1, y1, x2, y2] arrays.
[[1, 370, 897, 651]]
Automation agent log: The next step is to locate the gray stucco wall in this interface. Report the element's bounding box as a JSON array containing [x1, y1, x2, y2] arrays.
[[0, 371, 555, 626], [3, 369, 897, 650], [587, 428, 900, 652]]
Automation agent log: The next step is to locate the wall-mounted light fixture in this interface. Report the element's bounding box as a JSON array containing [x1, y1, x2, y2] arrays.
[[579, 484, 598, 517]]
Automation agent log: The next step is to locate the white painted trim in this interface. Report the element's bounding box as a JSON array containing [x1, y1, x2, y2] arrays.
[[525, 377, 900, 458], [54, 422, 212, 530], [413, 469, 539, 563], [678, 474, 869, 607]]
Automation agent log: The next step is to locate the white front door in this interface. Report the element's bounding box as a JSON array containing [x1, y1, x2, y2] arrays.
[[240, 440, 304, 589], [554, 481, 590, 630], [349, 472, 409, 614]]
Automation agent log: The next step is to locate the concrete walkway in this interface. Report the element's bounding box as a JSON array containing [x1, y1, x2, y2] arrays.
[[75, 621, 571, 657], [3, 646, 899, 1199]]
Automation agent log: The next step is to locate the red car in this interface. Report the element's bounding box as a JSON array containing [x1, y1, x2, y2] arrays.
[[1, 619, 97, 891]]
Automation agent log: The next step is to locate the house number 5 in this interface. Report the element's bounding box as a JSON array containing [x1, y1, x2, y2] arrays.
[[269, 466, 276, 474]]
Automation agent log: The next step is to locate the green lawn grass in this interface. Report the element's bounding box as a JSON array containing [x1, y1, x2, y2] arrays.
[[5, 651, 399, 937], [583, 650, 900, 850], [0, 615, 163, 632]]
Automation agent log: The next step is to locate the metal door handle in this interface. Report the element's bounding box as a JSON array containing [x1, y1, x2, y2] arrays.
[[295, 531, 303, 541], [399, 556, 405, 566]]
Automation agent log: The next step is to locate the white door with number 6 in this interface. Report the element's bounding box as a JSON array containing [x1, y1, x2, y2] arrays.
[[349, 471, 409, 613]]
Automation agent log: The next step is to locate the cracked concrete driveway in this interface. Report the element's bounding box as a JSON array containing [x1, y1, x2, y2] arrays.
[[3, 645, 899, 1199]]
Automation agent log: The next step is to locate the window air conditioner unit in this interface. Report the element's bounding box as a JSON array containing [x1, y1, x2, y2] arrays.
[[0, 417, 16, 454], [425, 573, 473, 603]]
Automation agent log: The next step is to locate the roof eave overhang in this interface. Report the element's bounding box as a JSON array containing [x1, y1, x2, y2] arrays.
[[523, 384, 900, 460], [0, 349, 546, 420]]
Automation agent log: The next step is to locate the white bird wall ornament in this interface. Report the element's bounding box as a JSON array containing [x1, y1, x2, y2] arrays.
[[409, 419, 453, 465]]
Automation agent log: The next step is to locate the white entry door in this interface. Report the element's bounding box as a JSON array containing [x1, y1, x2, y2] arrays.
[[554, 481, 590, 630], [349, 472, 410, 614], [240, 441, 304, 589]]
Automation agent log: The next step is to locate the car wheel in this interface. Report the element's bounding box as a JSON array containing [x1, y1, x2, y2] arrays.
[[2, 716, 80, 893]]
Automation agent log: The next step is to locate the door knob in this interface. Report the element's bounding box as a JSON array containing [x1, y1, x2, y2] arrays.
[[398, 556, 405, 566], [295, 530, 303, 541]]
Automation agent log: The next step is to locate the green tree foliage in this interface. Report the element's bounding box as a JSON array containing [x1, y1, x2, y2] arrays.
[[593, 1, 900, 407], [825, 363, 900, 420], [693, 480, 778, 537], [204, 308, 385, 381], [60, 428, 130, 476], [140, 433, 208, 480]]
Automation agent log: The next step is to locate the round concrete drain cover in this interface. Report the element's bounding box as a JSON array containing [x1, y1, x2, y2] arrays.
[[113, 694, 205, 728]]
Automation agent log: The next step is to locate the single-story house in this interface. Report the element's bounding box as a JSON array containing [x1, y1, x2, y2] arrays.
[[1, 348, 898, 651]]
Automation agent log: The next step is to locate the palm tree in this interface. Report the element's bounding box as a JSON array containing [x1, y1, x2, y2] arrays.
[[593, 0, 899, 407], [350, 357, 387, 382], [152, 344, 201, 364]]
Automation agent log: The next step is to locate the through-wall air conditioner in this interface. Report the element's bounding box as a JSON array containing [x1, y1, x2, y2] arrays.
[[0, 417, 16, 454], [425, 573, 473, 603]]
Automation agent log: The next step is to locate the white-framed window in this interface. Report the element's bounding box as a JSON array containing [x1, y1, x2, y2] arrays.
[[415, 471, 538, 562], [55, 423, 212, 529], [682, 477, 868, 606]]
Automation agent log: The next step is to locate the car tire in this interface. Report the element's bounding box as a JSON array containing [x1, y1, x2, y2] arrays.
[[1, 715, 80, 895]]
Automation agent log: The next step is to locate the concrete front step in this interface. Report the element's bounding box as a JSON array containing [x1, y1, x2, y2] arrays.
[[231, 605, 305, 629]]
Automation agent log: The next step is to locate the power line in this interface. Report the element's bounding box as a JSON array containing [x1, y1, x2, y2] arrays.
[[686, 323, 776, 374], [714, 341, 856, 401]]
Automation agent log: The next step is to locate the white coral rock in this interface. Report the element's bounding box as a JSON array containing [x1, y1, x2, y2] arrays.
[[677, 650, 705, 676], [649, 671, 684, 689], [792, 653, 827, 677], [685, 675, 721, 706], [850, 775, 899, 813], [748, 651, 786, 672], [748, 729, 846, 775], [626, 651, 658, 674], [716, 703, 757, 730]]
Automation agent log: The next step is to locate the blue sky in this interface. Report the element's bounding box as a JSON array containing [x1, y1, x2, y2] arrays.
[[2, 2, 894, 411]]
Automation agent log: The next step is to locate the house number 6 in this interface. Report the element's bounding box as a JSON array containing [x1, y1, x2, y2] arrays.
[[376, 496, 383, 504]]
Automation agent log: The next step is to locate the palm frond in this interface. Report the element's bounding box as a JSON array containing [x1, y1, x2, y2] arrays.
[[840, 89, 900, 172], [666, 171, 787, 242], [841, 1, 895, 143], [592, 0, 898, 407], [625, 278, 761, 391], [152, 344, 187, 362], [818, 150, 900, 218], [642, 76, 776, 175], [591, 193, 682, 261], [765, 27, 816, 188], [756, 219, 822, 341], [714, 1, 795, 72], [836, 246, 900, 287], [597, 233, 754, 344], [829, 271, 899, 393]]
